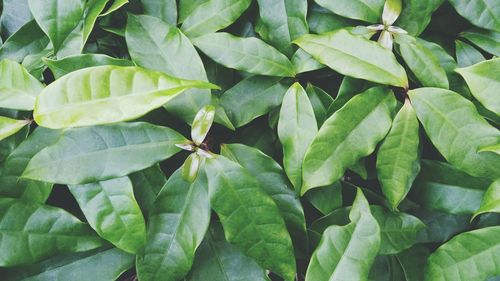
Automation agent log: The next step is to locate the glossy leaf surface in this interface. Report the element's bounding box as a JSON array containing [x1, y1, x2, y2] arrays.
[[22, 122, 187, 184], [0, 59, 44, 110], [295, 29, 408, 87], [474, 180, 500, 218], [314, 0, 384, 23], [302, 86, 396, 194]]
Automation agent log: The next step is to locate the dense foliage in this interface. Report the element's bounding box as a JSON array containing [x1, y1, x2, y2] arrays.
[[0, 0, 499, 280]]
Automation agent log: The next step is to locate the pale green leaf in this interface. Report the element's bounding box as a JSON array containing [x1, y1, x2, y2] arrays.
[[0, 59, 44, 110], [314, 0, 384, 23], [408, 88, 500, 180], [474, 180, 500, 219], [22, 122, 187, 184], [460, 28, 500, 56], [382, 0, 402, 25], [33, 65, 217, 129], [278, 83, 318, 191], [191, 105, 215, 146], [43, 54, 134, 79], [295, 29, 408, 87], [455, 40, 486, 68], [0, 116, 30, 142], [68, 177, 146, 254]]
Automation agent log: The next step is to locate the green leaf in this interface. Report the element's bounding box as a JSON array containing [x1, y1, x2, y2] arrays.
[[278, 83, 318, 191], [376, 99, 421, 209], [473, 180, 500, 219], [395, 34, 449, 89], [22, 122, 187, 184], [220, 143, 308, 258], [255, 0, 308, 56], [33, 65, 217, 129], [0, 59, 44, 110], [0, 116, 30, 141], [291, 49, 324, 74], [129, 164, 166, 216], [181, 0, 252, 38], [369, 255, 405, 281], [68, 177, 146, 254], [220, 76, 289, 128], [306, 181, 343, 215], [396, 245, 430, 281], [0, 0, 33, 37], [136, 168, 211, 281], [43, 54, 134, 79], [425, 226, 500, 281], [205, 155, 296, 281], [314, 0, 384, 23], [141, 0, 177, 25], [395, 0, 444, 36], [448, 0, 500, 32], [0, 20, 50, 63], [456, 58, 500, 115], [302, 86, 396, 194], [178, 0, 208, 23], [295, 29, 408, 87], [460, 28, 500, 56], [0, 198, 104, 266], [192, 32, 296, 77], [410, 160, 492, 215], [0, 247, 134, 281], [305, 189, 380, 281], [411, 208, 470, 243], [455, 40, 485, 68], [191, 105, 215, 145], [0, 127, 60, 202], [187, 222, 271, 281], [480, 143, 500, 154], [328, 77, 374, 116], [182, 152, 203, 182], [382, 0, 402, 26], [125, 14, 212, 124], [0, 124, 29, 163], [305, 83, 333, 127], [370, 207, 425, 254], [408, 88, 500, 180]]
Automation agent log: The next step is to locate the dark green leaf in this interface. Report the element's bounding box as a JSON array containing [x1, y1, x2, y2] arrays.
[[448, 0, 500, 32], [314, 0, 384, 23]]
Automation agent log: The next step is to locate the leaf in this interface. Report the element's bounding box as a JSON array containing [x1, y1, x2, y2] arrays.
[[136, 168, 211, 281], [480, 143, 500, 154], [125, 14, 212, 124], [307, 4, 357, 34], [314, 0, 384, 23], [22, 122, 187, 184], [370, 206, 425, 254], [473, 180, 500, 219], [0, 0, 33, 37], [395, 0, 444, 36], [33, 65, 217, 129], [191, 105, 215, 145], [0, 127, 60, 202], [255, 0, 309, 56], [181, 0, 252, 38], [455, 40, 485, 68], [291, 49, 324, 74], [382, 0, 402, 26], [0, 198, 104, 266], [187, 222, 271, 281], [460, 28, 500, 56], [448, 0, 500, 32], [220, 76, 289, 128], [68, 177, 146, 254], [204, 155, 296, 280], [129, 164, 166, 216], [43, 54, 134, 79], [220, 143, 308, 258], [408, 88, 500, 180], [456, 58, 500, 115], [305, 83, 333, 127], [328, 77, 374, 116], [305, 189, 380, 281], [178, 0, 208, 23], [410, 160, 492, 215], [410, 208, 470, 243], [0, 124, 29, 163], [376, 99, 421, 209], [425, 226, 500, 281], [278, 83, 318, 191], [182, 152, 203, 182], [306, 182, 343, 215], [0, 116, 30, 141], [395, 34, 449, 89], [302, 86, 396, 194], [192, 32, 296, 77], [141, 0, 177, 25], [0, 20, 50, 63], [396, 245, 430, 281], [368, 255, 405, 281], [0, 247, 134, 281], [295, 29, 408, 87], [0, 59, 44, 110]]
